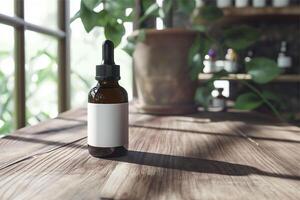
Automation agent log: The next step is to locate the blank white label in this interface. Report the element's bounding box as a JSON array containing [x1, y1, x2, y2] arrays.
[[88, 103, 128, 147]]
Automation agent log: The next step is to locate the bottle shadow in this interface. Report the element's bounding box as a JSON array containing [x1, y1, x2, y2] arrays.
[[105, 150, 300, 181], [4, 133, 299, 181], [129, 124, 300, 144]]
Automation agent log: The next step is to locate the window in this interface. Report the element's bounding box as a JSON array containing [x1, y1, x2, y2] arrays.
[[0, 0, 70, 134], [0, 24, 14, 134], [69, 0, 133, 108], [0, 0, 133, 135]]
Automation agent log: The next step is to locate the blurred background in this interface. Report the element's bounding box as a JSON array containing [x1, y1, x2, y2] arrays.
[[0, 0, 299, 135]]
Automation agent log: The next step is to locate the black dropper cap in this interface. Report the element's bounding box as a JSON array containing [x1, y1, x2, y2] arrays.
[[95, 40, 120, 81]]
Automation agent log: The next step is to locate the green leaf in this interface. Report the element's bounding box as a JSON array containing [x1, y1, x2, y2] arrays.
[[224, 25, 260, 50], [188, 36, 204, 80], [96, 9, 110, 26], [39, 111, 50, 118], [127, 35, 136, 44], [136, 29, 146, 42], [199, 35, 214, 58], [189, 53, 203, 80], [105, 1, 128, 20], [123, 9, 133, 22], [80, 1, 99, 32], [142, 0, 155, 9], [80, 0, 111, 32], [123, 42, 135, 56], [67, 0, 136, 34], [260, 90, 285, 109], [192, 24, 207, 33], [188, 34, 214, 80], [0, 122, 11, 135], [195, 86, 213, 109], [139, 3, 159, 24], [0, 70, 4, 79], [246, 57, 281, 84], [70, 10, 81, 23], [82, 0, 102, 11], [0, 51, 10, 58], [70, 10, 80, 23], [108, 0, 134, 9], [235, 92, 263, 110], [188, 36, 201, 67], [261, 90, 280, 102], [161, 0, 173, 18], [104, 22, 125, 46], [123, 30, 146, 56], [0, 92, 13, 121], [36, 67, 55, 84], [199, 5, 223, 21], [127, 29, 145, 43], [43, 50, 57, 60]]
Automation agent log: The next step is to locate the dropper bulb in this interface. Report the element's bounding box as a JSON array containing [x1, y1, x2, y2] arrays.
[[102, 40, 115, 65]]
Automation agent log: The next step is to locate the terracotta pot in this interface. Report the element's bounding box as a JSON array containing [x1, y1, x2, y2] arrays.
[[133, 29, 198, 115]]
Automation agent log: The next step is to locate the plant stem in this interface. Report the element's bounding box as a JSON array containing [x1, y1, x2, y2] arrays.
[[163, 0, 173, 28], [241, 80, 283, 121], [103, 0, 106, 9]]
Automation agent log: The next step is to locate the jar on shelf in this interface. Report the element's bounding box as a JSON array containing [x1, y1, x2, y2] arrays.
[[253, 0, 267, 7], [203, 49, 218, 73], [211, 88, 227, 112], [216, 0, 232, 8], [244, 50, 253, 63], [277, 41, 292, 73], [272, 0, 290, 7], [235, 0, 249, 7], [224, 48, 238, 73]]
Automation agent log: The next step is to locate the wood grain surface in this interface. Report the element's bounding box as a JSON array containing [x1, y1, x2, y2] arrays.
[[0, 108, 299, 200]]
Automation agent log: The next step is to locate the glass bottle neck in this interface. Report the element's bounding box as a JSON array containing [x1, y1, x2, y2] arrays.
[[97, 80, 119, 88]]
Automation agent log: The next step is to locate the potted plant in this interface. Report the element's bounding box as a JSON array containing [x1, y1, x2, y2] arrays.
[[72, 0, 201, 114], [72, 0, 287, 120]]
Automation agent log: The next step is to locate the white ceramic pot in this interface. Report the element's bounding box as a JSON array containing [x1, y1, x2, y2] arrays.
[[253, 0, 266, 7], [272, 0, 289, 7], [217, 0, 232, 8], [235, 0, 249, 7]]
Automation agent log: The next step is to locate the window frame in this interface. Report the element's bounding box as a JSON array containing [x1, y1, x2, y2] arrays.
[[0, 0, 70, 129]]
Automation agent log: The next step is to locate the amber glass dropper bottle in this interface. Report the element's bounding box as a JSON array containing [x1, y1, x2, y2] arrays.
[[88, 40, 128, 158]]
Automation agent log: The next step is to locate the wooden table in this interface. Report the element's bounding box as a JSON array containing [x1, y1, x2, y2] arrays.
[[0, 108, 300, 200]]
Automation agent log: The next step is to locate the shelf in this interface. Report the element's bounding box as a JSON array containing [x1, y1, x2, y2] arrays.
[[198, 74, 300, 82], [194, 6, 300, 26], [222, 6, 300, 17]]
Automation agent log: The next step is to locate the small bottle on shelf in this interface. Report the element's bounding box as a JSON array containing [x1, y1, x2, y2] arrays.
[[216, 0, 232, 8], [224, 48, 238, 73], [272, 0, 290, 7], [203, 49, 217, 73], [235, 0, 249, 7], [244, 50, 253, 63], [253, 0, 267, 7], [277, 41, 292, 73], [211, 88, 227, 112]]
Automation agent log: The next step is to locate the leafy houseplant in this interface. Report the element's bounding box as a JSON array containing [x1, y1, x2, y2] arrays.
[[73, 0, 202, 114], [73, 0, 286, 119], [71, 0, 133, 46]]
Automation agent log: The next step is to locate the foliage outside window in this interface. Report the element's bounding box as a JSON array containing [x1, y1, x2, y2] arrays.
[[0, 1, 61, 135]]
